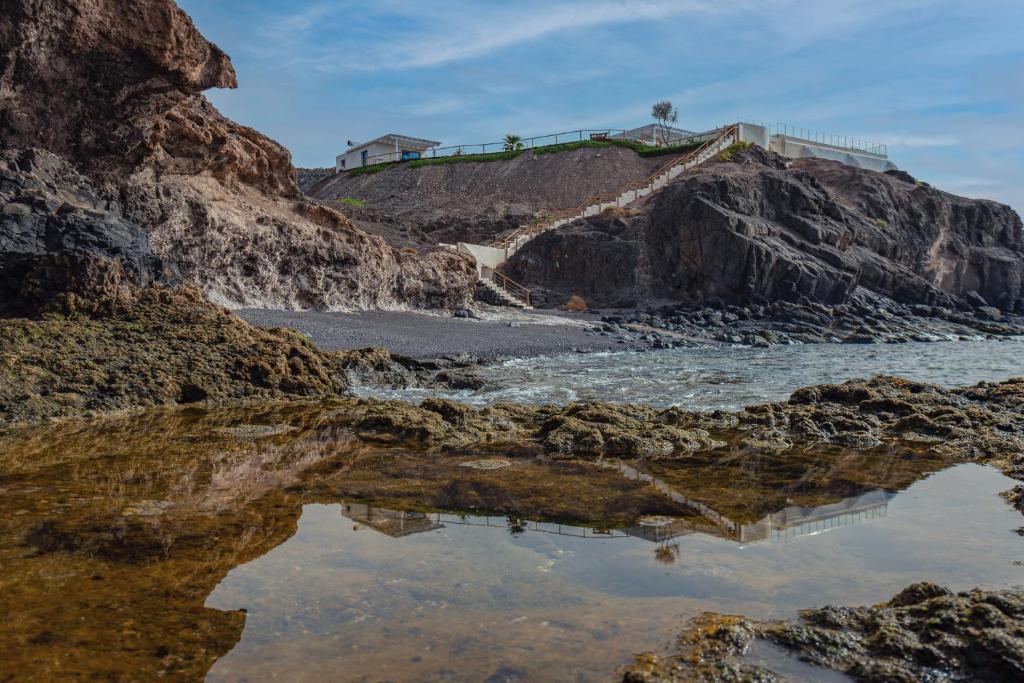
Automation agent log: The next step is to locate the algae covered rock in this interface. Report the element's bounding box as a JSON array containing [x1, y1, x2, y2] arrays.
[[625, 583, 1024, 682]]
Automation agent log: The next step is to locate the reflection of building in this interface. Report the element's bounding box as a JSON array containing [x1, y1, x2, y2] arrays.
[[341, 503, 444, 537], [611, 461, 893, 546], [342, 458, 896, 546], [734, 489, 892, 544], [341, 486, 891, 548]]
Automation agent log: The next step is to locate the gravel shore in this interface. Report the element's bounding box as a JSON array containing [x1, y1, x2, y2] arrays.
[[235, 309, 630, 359]]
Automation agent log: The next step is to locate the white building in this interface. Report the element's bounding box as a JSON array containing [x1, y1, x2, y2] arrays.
[[336, 133, 441, 171]]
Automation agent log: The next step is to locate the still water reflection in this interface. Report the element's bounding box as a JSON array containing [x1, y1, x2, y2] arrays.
[[0, 404, 1020, 682], [207, 465, 1023, 682]]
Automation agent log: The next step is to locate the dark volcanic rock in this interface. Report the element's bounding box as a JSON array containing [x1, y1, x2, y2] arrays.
[[505, 211, 645, 307], [506, 147, 1024, 313], [0, 147, 178, 314]]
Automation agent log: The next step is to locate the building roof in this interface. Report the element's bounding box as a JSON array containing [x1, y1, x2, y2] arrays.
[[344, 133, 441, 154]]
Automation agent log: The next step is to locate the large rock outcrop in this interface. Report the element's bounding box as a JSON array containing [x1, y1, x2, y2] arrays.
[[0, 0, 475, 309], [505, 147, 1024, 312]]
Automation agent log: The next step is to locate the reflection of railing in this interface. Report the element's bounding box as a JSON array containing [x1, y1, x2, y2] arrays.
[[435, 513, 631, 539], [604, 460, 894, 546]]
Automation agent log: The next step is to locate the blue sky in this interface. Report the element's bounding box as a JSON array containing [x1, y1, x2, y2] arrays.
[[178, 0, 1024, 213]]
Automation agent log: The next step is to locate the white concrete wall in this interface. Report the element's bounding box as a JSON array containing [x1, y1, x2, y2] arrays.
[[769, 135, 896, 172], [336, 141, 398, 171], [737, 122, 769, 149], [457, 242, 509, 278]]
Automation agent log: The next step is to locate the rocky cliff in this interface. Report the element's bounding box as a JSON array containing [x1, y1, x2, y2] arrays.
[[0, 0, 475, 309], [505, 147, 1024, 313]]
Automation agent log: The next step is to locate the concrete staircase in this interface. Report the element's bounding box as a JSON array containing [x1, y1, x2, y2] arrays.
[[462, 125, 740, 307], [476, 278, 531, 308]]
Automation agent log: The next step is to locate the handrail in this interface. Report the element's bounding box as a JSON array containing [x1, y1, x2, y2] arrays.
[[492, 124, 738, 251], [364, 128, 630, 166], [491, 271, 531, 306]]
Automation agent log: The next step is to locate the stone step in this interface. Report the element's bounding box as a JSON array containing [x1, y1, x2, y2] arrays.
[[476, 278, 531, 308]]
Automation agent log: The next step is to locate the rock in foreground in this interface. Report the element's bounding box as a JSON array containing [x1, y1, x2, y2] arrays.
[[624, 583, 1024, 682], [0, 287, 350, 427]]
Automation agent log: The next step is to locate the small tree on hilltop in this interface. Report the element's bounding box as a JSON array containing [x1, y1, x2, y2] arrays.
[[503, 134, 524, 152], [651, 100, 678, 146]]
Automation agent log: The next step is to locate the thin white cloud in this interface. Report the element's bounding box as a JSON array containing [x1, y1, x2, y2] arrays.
[[266, 0, 750, 72], [875, 134, 961, 148]]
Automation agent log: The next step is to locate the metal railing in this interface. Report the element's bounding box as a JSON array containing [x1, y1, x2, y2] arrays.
[[492, 124, 738, 252], [364, 128, 631, 166], [738, 118, 888, 156], [490, 271, 532, 307]]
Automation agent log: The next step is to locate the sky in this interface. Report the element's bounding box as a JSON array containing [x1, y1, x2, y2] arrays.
[[177, 0, 1024, 214]]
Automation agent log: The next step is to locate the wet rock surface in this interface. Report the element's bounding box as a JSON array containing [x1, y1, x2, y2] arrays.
[[624, 584, 1024, 682], [337, 375, 1024, 472], [0, 287, 353, 427]]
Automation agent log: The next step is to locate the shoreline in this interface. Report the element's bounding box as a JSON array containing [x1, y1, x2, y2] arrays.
[[237, 304, 1024, 365], [235, 307, 649, 360]]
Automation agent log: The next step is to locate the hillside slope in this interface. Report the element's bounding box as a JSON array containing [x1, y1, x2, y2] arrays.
[[504, 147, 1024, 313], [306, 146, 669, 247]]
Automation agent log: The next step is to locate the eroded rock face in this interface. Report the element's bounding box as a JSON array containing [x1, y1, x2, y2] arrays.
[[506, 147, 1024, 313], [0, 0, 288, 194], [0, 0, 476, 310]]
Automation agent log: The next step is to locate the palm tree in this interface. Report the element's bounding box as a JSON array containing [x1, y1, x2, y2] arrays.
[[503, 133, 524, 152]]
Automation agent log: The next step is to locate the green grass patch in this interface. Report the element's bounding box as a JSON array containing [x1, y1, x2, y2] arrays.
[[407, 150, 525, 167], [716, 141, 752, 162], [532, 138, 702, 157], [338, 197, 365, 206], [342, 138, 705, 176]]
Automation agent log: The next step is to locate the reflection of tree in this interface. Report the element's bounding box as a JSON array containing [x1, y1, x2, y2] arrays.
[[506, 515, 528, 536], [654, 542, 680, 565]]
